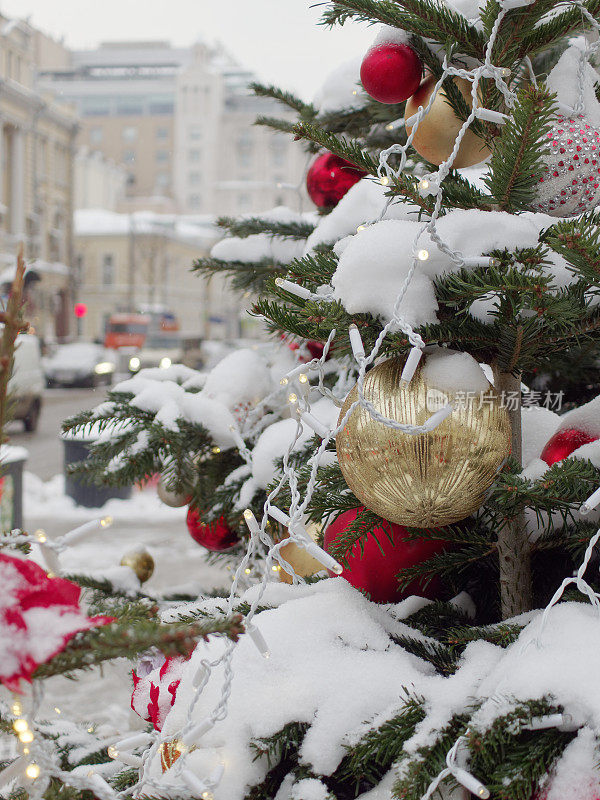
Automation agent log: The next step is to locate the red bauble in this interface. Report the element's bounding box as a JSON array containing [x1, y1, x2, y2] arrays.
[[306, 153, 366, 208], [287, 339, 327, 362], [186, 506, 240, 552], [323, 508, 449, 603], [360, 43, 422, 104], [540, 428, 598, 466]]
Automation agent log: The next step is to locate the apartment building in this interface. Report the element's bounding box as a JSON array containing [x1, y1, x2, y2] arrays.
[[0, 15, 78, 339], [38, 40, 307, 215]]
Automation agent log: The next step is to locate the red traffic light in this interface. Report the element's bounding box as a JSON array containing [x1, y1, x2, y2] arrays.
[[74, 303, 88, 318]]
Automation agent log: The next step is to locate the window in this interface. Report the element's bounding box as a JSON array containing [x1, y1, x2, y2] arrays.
[[90, 127, 103, 145], [188, 194, 202, 210], [123, 150, 136, 163], [122, 126, 138, 142], [116, 101, 144, 116], [156, 149, 169, 163], [189, 171, 201, 186], [102, 254, 115, 287], [270, 135, 287, 166], [156, 127, 169, 140], [188, 149, 200, 163], [189, 125, 202, 141], [156, 172, 169, 188], [82, 98, 111, 116]]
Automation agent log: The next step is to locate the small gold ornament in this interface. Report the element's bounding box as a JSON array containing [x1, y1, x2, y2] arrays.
[[157, 476, 189, 508], [405, 76, 491, 168], [336, 356, 511, 527], [278, 523, 323, 584], [159, 740, 182, 772], [120, 549, 155, 583]]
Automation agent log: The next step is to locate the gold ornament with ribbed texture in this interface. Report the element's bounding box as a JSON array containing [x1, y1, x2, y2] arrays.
[[120, 549, 155, 583], [336, 356, 511, 527]]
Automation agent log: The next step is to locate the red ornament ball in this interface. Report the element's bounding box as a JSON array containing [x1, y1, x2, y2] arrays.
[[306, 153, 367, 208], [323, 507, 450, 603], [540, 428, 598, 466], [186, 506, 240, 552], [360, 43, 422, 104]]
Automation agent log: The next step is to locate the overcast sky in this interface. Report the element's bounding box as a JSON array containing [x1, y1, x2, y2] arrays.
[[0, 0, 374, 100]]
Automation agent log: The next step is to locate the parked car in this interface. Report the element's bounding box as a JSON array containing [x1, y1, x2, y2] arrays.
[[9, 334, 44, 432], [44, 343, 116, 388]]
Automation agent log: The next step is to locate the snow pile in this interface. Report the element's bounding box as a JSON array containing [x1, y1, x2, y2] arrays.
[[547, 47, 600, 127], [330, 210, 569, 327], [313, 57, 364, 114], [421, 350, 490, 394], [304, 179, 420, 252], [211, 207, 310, 265], [146, 581, 600, 800]]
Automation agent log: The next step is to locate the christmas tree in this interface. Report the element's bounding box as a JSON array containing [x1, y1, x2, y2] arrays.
[[3, 1, 600, 799]]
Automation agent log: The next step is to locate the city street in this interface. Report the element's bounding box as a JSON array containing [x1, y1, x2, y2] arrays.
[[7, 385, 111, 480]]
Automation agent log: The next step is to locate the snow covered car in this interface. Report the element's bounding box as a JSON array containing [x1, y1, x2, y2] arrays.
[[44, 343, 116, 388]]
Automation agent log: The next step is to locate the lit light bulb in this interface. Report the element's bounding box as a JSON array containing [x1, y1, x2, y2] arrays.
[[419, 179, 430, 190], [19, 731, 34, 744], [271, 565, 280, 572], [287, 393, 298, 404], [244, 568, 251, 575], [352, 89, 358, 95], [107, 745, 119, 759], [274, 277, 284, 287], [501, 67, 511, 77], [13, 719, 28, 733], [22, 747, 29, 755], [175, 741, 189, 754], [243, 509, 253, 520], [34, 530, 47, 543], [100, 516, 112, 528], [380, 176, 390, 186], [280, 376, 289, 386], [11, 701, 22, 716], [356, 225, 366, 233], [385, 123, 394, 131], [87, 726, 94, 733], [54, 707, 61, 714], [212, 446, 221, 455], [25, 763, 40, 779], [298, 373, 308, 384], [417, 249, 430, 261], [201, 792, 214, 800]]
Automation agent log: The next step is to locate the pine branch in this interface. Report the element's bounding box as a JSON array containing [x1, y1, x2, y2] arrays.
[[216, 216, 315, 241], [485, 86, 556, 211], [33, 615, 244, 679], [292, 121, 379, 174], [250, 82, 315, 117]]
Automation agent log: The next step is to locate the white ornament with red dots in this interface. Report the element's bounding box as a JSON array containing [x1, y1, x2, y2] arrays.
[[530, 114, 600, 217]]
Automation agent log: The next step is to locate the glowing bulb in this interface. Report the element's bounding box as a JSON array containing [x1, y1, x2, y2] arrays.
[[87, 727, 94, 733], [380, 176, 390, 186], [107, 745, 119, 759], [244, 568, 251, 574], [201, 792, 214, 800], [100, 516, 112, 528], [11, 701, 22, 716], [352, 89, 358, 95], [47, 571, 55, 578], [243, 509, 253, 520], [13, 719, 28, 733], [19, 731, 34, 744], [385, 123, 394, 131], [212, 446, 221, 455], [287, 393, 298, 404], [419, 179, 430, 190], [356, 225, 366, 233], [22, 747, 29, 755], [54, 707, 61, 714], [34, 530, 47, 543], [175, 741, 189, 754], [274, 277, 284, 287], [501, 67, 511, 77], [279, 376, 289, 386], [271, 565, 280, 572], [298, 373, 308, 384], [25, 764, 40, 779], [417, 249, 430, 261]]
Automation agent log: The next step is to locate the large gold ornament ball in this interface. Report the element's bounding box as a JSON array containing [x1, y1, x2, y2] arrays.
[[405, 76, 491, 168], [278, 523, 323, 584], [157, 476, 189, 508], [120, 549, 155, 583], [336, 356, 511, 527]]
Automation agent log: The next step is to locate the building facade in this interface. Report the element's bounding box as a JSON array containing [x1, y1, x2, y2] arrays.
[[74, 210, 251, 342], [75, 147, 127, 211], [0, 16, 78, 340], [38, 40, 307, 216]]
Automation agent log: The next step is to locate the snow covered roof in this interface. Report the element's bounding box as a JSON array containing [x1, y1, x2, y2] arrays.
[[74, 209, 218, 245]]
